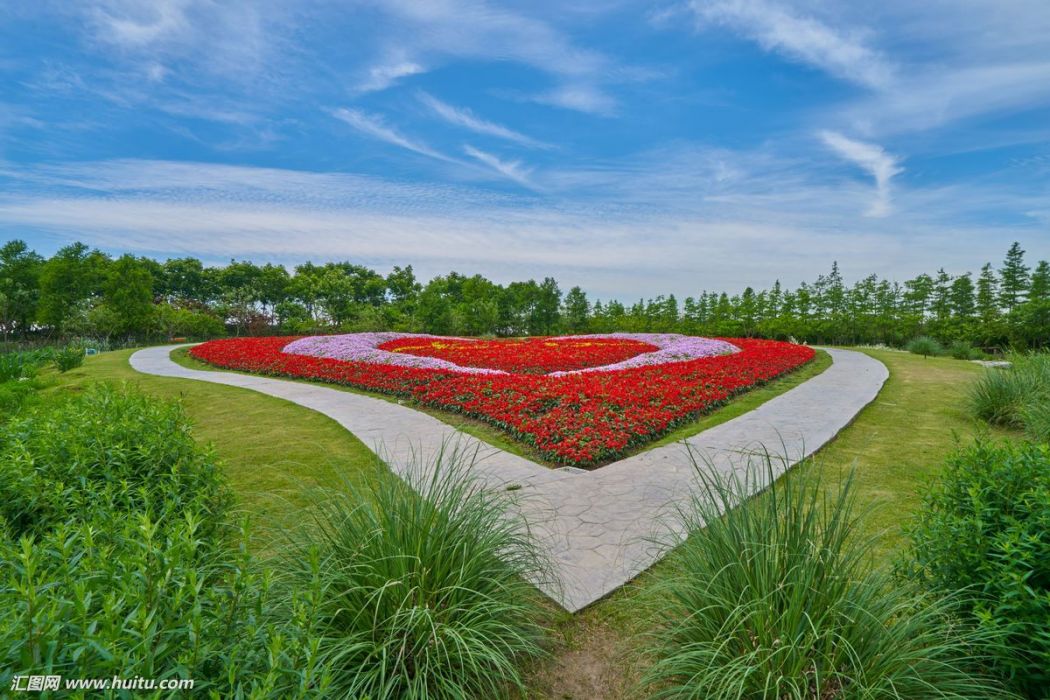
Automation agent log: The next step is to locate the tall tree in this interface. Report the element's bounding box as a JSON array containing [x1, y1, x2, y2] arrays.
[[37, 243, 108, 333], [999, 241, 1030, 310], [1029, 260, 1050, 302], [530, 277, 561, 335], [949, 273, 976, 320], [562, 286, 590, 333], [100, 255, 154, 337], [976, 263, 999, 320], [0, 240, 44, 340]]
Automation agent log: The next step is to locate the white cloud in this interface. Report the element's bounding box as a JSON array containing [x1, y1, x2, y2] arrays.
[[357, 0, 622, 115], [331, 108, 456, 163], [356, 53, 427, 94], [843, 61, 1050, 137], [688, 0, 894, 89], [419, 92, 550, 149], [820, 131, 903, 217], [530, 84, 618, 116], [91, 0, 190, 48], [463, 145, 535, 189], [1, 158, 1043, 299]]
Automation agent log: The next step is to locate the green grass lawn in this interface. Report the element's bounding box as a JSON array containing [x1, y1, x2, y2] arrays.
[[42, 345, 1019, 698]]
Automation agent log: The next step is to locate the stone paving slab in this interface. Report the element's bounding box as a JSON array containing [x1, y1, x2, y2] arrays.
[[130, 345, 887, 612]]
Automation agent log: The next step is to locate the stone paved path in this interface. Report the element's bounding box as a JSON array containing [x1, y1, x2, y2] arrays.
[[130, 346, 887, 612]]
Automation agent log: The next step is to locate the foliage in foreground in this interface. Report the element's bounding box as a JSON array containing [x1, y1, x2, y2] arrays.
[[643, 453, 1013, 699], [905, 441, 1050, 697], [969, 351, 1050, 442], [0, 385, 328, 697], [280, 444, 550, 699]]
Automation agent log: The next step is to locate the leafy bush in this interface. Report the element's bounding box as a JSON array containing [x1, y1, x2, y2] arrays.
[[281, 444, 549, 699], [0, 385, 229, 538], [0, 385, 328, 697], [0, 350, 46, 382], [906, 441, 1050, 696], [906, 335, 945, 357], [949, 340, 982, 360], [52, 344, 85, 372], [642, 453, 1012, 699], [970, 352, 1050, 441], [0, 379, 41, 416]]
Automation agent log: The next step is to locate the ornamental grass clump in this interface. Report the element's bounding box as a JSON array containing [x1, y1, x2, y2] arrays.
[[280, 444, 550, 699], [642, 452, 1013, 699], [969, 351, 1050, 441], [906, 335, 945, 357]]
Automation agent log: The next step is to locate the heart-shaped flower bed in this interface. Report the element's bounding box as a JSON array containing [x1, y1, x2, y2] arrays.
[[379, 336, 659, 374], [190, 333, 814, 466]]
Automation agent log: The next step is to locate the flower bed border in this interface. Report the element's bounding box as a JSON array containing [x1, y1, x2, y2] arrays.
[[189, 335, 815, 467]]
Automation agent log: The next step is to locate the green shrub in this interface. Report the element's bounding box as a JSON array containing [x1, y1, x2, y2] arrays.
[[0, 350, 45, 382], [52, 345, 85, 372], [281, 444, 549, 699], [905, 441, 1050, 696], [0, 385, 329, 697], [0, 379, 41, 416], [642, 453, 1013, 699], [949, 340, 982, 360], [906, 335, 945, 357], [970, 352, 1050, 440], [0, 384, 229, 538]]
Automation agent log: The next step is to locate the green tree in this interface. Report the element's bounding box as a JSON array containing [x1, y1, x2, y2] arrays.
[[161, 257, 212, 304], [976, 263, 999, 320], [529, 277, 561, 335], [0, 240, 43, 340], [37, 243, 109, 334], [561, 286, 590, 333], [100, 255, 155, 338], [1029, 260, 1049, 302], [998, 241, 1029, 310]]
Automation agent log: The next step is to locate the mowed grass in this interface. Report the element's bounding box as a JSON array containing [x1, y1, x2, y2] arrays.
[[170, 345, 832, 468]]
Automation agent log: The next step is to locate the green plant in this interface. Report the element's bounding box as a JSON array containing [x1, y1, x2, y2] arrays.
[[0, 384, 229, 538], [905, 441, 1050, 696], [970, 352, 1050, 440], [906, 335, 945, 357], [0, 385, 329, 697], [642, 451, 1013, 699], [280, 443, 550, 699], [0, 350, 46, 382], [52, 344, 85, 372], [949, 340, 982, 360]]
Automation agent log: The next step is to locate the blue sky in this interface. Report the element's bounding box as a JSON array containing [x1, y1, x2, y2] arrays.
[[1, 1, 1048, 298]]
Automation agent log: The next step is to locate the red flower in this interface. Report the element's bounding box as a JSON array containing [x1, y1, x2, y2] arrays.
[[190, 336, 814, 467]]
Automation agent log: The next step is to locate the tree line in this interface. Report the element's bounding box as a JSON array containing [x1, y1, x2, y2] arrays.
[[1, 238, 1048, 349]]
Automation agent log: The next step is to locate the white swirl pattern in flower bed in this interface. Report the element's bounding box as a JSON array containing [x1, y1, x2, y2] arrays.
[[281, 332, 738, 376]]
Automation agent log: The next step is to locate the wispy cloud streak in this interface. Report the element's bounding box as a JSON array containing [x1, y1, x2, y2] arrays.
[[688, 0, 893, 89], [820, 130, 903, 217], [463, 145, 535, 188], [331, 108, 456, 163], [419, 92, 550, 149]]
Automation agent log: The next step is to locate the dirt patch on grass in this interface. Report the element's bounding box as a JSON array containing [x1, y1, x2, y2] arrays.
[[527, 618, 647, 700]]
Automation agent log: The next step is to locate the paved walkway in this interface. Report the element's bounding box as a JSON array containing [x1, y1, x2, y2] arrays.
[[130, 346, 887, 612]]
